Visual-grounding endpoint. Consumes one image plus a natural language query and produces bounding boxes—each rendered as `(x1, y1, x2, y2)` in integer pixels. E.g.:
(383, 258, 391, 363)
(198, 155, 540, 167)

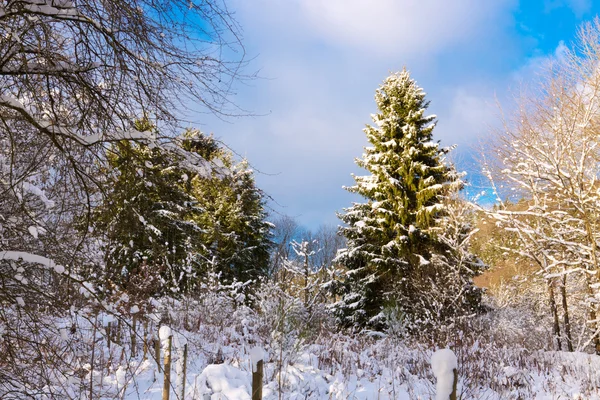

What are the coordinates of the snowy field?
(91, 324, 600, 399)
(29, 292, 600, 400)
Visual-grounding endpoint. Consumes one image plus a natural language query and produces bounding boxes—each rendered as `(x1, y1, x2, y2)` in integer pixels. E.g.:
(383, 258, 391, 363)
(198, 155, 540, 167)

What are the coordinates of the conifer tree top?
(335, 69, 472, 330)
(375, 69, 431, 111)
(369, 69, 435, 144)
(343, 68, 455, 233)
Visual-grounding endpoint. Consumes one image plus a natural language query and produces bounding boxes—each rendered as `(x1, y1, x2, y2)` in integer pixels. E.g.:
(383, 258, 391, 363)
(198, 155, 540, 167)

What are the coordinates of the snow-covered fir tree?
(91, 124, 272, 297)
(185, 131, 272, 285)
(335, 69, 483, 331)
(91, 124, 204, 297)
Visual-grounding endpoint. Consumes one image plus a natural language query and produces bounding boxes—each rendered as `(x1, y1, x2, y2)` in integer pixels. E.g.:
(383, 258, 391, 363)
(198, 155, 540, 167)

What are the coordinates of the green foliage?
(91, 137, 201, 296)
(187, 134, 272, 284)
(90, 125, 271, 297)
(336, 70, 480, 331)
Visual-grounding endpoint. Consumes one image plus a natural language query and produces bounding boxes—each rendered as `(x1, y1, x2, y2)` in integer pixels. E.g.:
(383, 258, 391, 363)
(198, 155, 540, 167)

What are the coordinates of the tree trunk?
(584, 219, 600, 354)
(548, 279, 562, 351)
(89, 313, 98, 400)
(304, 255, 309, 308)
(560, 274, 573, 352)
(585, 274, 600, 354)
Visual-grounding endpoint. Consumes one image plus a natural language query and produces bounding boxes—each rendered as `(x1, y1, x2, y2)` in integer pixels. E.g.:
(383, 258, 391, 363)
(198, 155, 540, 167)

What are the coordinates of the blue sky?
(190, 0, 600, 231)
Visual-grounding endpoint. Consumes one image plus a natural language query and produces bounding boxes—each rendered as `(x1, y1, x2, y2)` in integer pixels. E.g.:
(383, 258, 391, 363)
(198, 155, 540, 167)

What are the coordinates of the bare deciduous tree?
(0, 0, 249, 396)
(485, 17, 600, 354)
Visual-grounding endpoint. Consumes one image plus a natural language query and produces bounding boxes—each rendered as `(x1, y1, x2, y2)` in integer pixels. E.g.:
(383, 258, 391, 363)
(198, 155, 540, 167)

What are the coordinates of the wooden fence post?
(107, 321, 112, 349)
(162, 335, 172, 400)
(251, 347, 263, 400)
(180, 343, 188, 400)
(431, 348, 458, 400)
(131, 315, 137, 358)
(116, 318, 122, 344)
(155, 334, 162, 373)
(252, 359, 263, 400)
(450, 368, 458, 400)
(143, 319, 148, 361)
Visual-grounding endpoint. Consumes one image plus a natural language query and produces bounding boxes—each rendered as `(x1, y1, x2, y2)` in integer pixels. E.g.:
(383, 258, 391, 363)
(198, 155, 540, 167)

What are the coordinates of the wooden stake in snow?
(250, 346, 264, 400)
(107, 321, 112, 349)
(143, 319, 149, 361)
(431, 348, 458, 400)
(180, 343, 188, 400)
(160, 326, 173, 400)
(116, 318, 122, 344)
(155, 333, 162, 373)
(174, 333, 188, 400)
(131, 314, 137, 358)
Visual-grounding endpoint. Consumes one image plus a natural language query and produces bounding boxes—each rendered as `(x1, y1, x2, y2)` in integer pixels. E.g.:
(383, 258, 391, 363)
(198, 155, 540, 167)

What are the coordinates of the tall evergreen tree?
(90, 126, 272, 297)
(336, 69, 481, 331)
(91, 124, 205, 297)
(184, 130, 272, 284)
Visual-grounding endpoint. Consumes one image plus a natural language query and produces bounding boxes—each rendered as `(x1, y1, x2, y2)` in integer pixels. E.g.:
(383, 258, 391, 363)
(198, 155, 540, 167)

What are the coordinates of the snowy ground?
(85, 297, 600, 400)
(100, 334, 600, 399)
(8, 291, 600, 399)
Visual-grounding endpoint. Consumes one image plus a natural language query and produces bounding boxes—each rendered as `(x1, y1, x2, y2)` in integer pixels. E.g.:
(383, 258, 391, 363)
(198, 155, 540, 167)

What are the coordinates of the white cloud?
(297, 0, 512, 56)
(234, 0, 515, 58)
(554, 40, 568, 59)
(508, 40, 569, 93)
(436, 88, 499, 148)
(196, 0, 525, 229)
